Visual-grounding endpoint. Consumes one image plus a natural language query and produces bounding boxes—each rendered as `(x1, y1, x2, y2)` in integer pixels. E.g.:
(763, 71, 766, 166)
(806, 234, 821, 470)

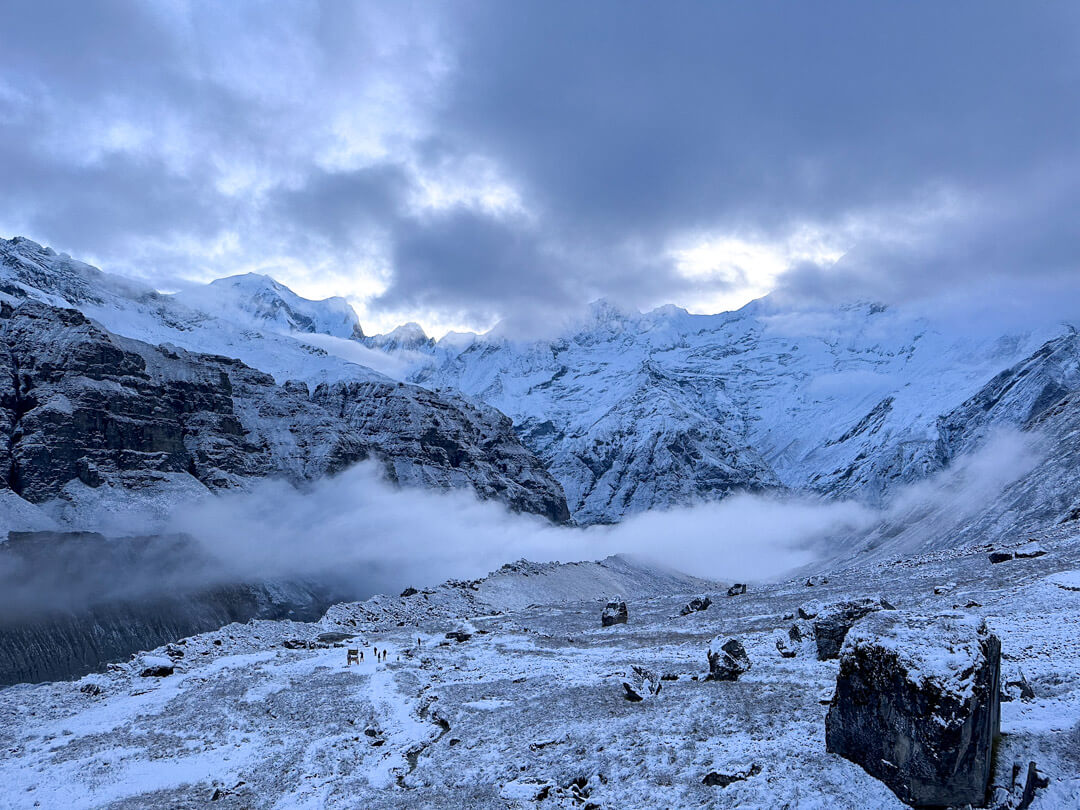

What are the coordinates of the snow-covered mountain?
(175, 273, 365, 340)
(400, 299, 1076, 522)
(7, 233, 1080, 532)
(0, 237, 569, 525)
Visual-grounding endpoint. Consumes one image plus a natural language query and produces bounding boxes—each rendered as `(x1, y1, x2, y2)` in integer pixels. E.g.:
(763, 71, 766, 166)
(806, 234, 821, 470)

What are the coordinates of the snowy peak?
(363, 322, 434, 353)
(407, 293, 1080, 522)
(0, 236, 154, 310)
(179, 272, 365, 340)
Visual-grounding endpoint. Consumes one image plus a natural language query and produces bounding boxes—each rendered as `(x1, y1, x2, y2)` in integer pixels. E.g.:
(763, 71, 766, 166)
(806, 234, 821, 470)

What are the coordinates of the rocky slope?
(0, 297, 568, 525)
(2, 525, 1078, 808)
(0, 238, 568, 524)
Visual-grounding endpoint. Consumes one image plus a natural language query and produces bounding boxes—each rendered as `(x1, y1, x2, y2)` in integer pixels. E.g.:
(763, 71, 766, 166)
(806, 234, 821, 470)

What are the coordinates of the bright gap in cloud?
(671, 226, 849, 314)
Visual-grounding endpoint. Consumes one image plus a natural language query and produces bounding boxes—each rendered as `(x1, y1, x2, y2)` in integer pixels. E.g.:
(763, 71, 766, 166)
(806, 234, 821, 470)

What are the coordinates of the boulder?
(1001, 666, 1035, 703)
(316, 632, 355, 644)
(680, 596, 712, 616)
(727, 583, 747, 597)
(814, 598, 893, 660)
(825, 612, 1001, 808)
(797, 600, 823, 620)
(139, 655, 175, 678)
(774, 631, 797, 658)
(601, 599, 628, 627)
(622, 665, 662, 702)
(706, 637, 751, 681)
(989, 551, 1014, 564)
(1014, 542, 1047, 559)
(702, 763, 761, 787)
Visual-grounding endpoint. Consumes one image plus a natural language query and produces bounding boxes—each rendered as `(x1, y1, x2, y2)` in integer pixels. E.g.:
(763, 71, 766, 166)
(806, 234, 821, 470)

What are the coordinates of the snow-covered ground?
(3, 536, 1079, 809)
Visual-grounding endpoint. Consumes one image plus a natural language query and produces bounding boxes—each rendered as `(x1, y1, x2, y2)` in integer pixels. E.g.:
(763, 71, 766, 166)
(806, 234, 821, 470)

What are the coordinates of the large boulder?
(825, 612, 1001, 808)
(601, 599, 628, 627)
(706, 637, 751, 681)
(679, 596, 712, 616)
(814, 597, 894, 660)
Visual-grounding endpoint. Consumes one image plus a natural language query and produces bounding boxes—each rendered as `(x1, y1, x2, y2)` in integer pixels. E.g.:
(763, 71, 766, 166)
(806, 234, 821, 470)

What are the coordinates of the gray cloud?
(1, 1, 1078, 331)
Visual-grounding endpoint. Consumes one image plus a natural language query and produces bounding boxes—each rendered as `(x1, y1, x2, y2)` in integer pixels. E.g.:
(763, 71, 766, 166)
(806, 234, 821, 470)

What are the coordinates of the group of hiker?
(346, 637, 425, 666)
(345, 644, 392, 666)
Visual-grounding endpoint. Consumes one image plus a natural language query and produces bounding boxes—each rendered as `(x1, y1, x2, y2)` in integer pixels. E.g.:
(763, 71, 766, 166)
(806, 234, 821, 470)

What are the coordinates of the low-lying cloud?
(0, 429, 1042, 617)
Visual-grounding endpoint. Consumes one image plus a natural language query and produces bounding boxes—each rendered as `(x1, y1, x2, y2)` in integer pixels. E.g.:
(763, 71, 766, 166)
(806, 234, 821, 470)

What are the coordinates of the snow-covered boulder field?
(2, 531, 1079, 809)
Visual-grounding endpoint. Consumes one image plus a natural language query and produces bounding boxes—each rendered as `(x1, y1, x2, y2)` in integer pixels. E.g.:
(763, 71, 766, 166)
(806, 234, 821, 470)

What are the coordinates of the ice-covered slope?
(408, 298, 1075, 522)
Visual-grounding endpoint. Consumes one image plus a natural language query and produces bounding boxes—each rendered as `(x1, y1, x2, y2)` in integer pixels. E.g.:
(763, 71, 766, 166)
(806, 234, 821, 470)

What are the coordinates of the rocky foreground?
(1, 534, 1079, 809)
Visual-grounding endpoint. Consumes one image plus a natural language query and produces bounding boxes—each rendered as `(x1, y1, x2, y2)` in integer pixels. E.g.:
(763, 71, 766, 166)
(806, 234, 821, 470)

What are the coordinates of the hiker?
(417, 637, 421, 648)
(359, 650, 364, 662)
(373, 646, 378, 658)
(346, 649, 359, 666)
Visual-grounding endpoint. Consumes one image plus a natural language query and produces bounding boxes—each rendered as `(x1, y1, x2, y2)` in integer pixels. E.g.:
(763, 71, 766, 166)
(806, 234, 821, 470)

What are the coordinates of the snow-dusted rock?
(825, 612, 1001, 808)
(679, 595, 712, 616)
(1015, 542, 1048, 559)
(622, 665, 662, 702)
(702, 763, 761, 787)
(138, 655, 174, 677)
(601, 599, 628, 627)
(706, 637, 751, 681)
(813, 598, 894, 660)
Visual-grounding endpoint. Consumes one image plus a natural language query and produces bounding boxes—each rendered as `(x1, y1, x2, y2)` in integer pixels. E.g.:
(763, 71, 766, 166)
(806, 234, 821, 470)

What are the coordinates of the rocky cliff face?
(0, 298, 568, 522)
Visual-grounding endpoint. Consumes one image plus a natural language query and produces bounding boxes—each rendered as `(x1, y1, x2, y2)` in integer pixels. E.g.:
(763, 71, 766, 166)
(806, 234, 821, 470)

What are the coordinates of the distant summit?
(177, 272, 365, 340)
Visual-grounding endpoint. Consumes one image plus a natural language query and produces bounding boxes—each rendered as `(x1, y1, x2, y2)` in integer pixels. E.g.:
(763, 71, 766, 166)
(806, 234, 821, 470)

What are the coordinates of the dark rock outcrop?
(706, 637, 751, 681)
(825, 612, 1001, 808)
(727, 583, 747, 596)
(312, 381, 570, 522)
(814, 598, 894, 660)
(139, 656, 175, 677)
(601, 599, 628, 627)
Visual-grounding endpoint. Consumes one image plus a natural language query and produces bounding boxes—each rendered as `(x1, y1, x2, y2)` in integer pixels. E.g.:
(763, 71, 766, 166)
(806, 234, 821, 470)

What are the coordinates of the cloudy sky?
(1, 2, 1077, 335)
